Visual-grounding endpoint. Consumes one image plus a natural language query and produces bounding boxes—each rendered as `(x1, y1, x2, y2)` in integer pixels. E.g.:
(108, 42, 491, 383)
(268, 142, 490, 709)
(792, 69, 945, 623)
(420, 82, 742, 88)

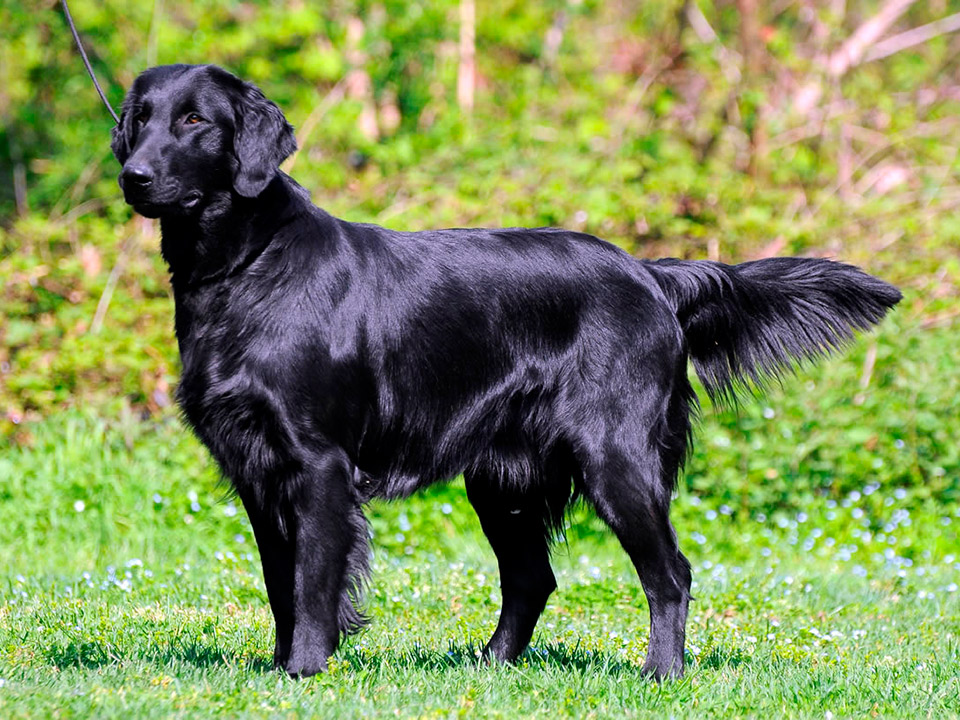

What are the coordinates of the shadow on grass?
(44, 638, 273, 673)
(698, 644, 750, 670)
(340, 639, 651, 678)
(46, 636, 721, 678)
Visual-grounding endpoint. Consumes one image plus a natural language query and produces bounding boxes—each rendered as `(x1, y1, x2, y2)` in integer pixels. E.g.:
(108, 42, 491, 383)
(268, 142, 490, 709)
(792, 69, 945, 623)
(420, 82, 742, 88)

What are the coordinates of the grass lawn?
(0, 318, 958, 718)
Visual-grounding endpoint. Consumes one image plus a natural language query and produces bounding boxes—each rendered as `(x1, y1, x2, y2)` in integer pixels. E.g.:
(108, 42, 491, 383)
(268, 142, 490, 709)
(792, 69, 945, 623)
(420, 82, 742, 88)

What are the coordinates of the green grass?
(0, 547, 957, 718)
(0, 344, 958, 718)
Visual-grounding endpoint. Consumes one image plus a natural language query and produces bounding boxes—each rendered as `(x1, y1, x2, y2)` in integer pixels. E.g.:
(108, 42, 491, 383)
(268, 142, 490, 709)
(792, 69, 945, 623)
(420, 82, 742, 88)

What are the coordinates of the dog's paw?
(639, 658, 684, 682)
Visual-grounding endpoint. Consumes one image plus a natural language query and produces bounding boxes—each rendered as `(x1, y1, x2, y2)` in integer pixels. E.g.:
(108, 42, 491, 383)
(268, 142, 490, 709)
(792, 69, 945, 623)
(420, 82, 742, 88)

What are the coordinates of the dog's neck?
(160, 174, 304, 291)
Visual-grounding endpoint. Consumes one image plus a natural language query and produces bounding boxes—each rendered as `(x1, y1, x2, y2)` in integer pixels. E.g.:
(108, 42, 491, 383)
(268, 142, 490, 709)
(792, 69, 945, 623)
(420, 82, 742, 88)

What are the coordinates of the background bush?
(2, 0, 959, 510)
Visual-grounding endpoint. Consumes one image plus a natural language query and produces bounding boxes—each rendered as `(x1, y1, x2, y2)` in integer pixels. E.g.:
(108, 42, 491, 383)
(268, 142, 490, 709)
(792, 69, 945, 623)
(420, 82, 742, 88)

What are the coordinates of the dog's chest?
(177, 356, 303, 485)
(174, 309, 371, 478)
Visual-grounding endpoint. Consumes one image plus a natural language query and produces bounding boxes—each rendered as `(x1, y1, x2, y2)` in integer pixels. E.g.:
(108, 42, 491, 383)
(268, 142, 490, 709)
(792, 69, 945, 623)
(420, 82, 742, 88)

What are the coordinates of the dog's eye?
(135, 112, 149, 127)
(185, 113, 204, 125)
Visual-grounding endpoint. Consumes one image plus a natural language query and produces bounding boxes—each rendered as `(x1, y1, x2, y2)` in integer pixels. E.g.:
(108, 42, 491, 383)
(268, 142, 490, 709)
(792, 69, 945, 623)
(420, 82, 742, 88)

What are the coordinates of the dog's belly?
(350, 406, 567, 503)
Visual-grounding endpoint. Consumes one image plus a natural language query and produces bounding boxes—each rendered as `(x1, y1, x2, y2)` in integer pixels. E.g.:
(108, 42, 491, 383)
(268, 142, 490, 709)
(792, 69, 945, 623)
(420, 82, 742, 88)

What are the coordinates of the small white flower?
(73, 500, 85, 512)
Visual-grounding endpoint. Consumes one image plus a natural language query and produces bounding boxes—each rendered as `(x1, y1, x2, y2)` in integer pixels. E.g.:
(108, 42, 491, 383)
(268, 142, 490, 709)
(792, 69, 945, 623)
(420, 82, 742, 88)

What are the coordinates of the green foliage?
(683, 312, 960, 510)
(2, 0, 960, 507)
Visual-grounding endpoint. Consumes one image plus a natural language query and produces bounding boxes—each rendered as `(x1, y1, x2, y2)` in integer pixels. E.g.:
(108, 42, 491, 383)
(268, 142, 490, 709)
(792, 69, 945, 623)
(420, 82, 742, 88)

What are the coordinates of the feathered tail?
(645, 257, 902, 402)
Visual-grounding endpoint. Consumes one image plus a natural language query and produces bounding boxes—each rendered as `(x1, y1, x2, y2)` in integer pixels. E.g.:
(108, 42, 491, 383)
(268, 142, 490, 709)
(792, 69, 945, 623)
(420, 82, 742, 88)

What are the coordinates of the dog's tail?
(645, 257, 902, 403)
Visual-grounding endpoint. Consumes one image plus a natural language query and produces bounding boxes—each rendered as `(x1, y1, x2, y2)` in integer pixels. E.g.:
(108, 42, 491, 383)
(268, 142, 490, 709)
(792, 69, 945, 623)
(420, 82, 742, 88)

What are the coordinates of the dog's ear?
(232, 82, 297, 198)
(110, 102, 135, 166)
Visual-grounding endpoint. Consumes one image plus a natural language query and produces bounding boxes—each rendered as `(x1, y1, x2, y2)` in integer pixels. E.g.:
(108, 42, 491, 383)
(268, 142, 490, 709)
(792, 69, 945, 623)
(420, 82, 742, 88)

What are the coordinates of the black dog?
(111, 64, 901, 679)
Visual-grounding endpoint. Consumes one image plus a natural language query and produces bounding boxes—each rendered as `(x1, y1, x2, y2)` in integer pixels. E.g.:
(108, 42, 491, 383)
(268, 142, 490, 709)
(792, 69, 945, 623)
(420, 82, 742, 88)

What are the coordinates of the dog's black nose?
(122, 164, 154, 188)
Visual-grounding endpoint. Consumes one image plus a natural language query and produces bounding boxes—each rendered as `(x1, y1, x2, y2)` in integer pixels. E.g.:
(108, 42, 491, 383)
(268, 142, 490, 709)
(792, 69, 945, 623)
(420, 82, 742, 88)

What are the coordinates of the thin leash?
(60, 0, 120, 125)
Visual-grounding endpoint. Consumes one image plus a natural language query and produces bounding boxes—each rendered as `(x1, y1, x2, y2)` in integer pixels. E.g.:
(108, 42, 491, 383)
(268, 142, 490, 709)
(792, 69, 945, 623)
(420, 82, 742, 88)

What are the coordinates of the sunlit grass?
(0, 391, 957, 717)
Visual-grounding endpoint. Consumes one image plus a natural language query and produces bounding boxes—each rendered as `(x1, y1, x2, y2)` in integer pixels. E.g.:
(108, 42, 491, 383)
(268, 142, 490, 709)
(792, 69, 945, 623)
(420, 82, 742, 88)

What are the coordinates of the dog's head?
(111, 64, 297, 218)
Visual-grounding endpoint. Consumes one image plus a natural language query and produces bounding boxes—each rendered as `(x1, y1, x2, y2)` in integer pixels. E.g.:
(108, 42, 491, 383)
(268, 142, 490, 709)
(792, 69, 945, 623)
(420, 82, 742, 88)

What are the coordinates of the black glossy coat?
(112, 64, 902, 679)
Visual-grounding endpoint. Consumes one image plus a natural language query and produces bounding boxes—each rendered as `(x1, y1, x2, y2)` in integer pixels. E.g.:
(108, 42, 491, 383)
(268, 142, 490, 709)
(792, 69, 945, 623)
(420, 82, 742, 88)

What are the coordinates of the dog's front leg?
(239, 450, 365, 677)
(240, 492, 295, 668)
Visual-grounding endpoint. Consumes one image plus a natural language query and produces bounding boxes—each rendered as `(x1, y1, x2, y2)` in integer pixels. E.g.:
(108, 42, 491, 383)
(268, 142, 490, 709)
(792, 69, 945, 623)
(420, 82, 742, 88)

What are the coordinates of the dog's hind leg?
(582, 430, 692, 680)
(465, 471, 560, 663)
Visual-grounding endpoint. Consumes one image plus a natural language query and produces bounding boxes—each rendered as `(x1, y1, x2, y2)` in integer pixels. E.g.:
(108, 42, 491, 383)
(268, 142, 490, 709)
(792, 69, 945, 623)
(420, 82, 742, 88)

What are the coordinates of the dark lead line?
(60, 0, 121, 125)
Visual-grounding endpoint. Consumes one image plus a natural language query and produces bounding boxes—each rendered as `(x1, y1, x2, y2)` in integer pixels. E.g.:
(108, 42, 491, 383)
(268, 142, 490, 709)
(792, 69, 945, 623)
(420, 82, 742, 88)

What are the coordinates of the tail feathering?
(646, 257, 902, 403)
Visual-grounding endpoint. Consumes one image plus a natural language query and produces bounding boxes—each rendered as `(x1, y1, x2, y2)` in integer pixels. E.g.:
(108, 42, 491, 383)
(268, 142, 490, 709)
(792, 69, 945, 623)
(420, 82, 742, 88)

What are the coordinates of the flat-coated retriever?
(111, 64, 901, 679)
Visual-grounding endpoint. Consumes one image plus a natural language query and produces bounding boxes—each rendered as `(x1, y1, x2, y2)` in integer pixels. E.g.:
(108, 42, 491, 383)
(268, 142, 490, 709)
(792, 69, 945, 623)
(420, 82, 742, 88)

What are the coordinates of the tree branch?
(827, 0, 917, 77)
(865, 12, 960, 64)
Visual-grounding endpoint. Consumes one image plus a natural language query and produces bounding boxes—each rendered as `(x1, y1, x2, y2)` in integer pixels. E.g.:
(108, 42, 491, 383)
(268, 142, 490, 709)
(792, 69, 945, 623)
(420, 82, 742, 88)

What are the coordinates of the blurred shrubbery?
(1, 0, 958, 505)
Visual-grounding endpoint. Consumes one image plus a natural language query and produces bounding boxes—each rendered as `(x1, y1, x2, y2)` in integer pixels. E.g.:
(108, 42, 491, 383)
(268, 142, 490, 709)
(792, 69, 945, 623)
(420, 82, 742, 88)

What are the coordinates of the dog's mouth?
(120, 173, 203, 216)
(128, 201, 164, 219)
(181, 191, 203, 210)
(126, 191, 204, 218)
